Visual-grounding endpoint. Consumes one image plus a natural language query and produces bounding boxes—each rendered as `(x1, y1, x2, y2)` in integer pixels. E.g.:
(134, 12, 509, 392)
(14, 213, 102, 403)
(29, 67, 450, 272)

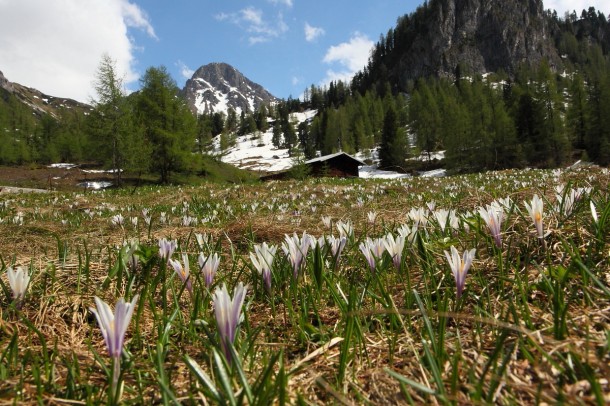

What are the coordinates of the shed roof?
(305, 152, 366, 166)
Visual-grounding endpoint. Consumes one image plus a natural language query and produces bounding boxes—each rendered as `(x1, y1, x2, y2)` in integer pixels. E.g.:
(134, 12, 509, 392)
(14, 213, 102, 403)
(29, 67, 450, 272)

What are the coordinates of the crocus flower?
(213, 282, 248, 363)
(327, 235, 347, 261)
(590, 200, 598, 224)
(7, 266, 30, 304)
(367, 211, 378, 224)
(90, 294, 139, 398)
(397, 223, 418, 245)
(478, 203, 504, 248)
(123, 240, 140, 271)
(282, 232, 313, 278)
(90, 295, 139, 359)
(383, 233, 405, 270)
(336, 220, 353, 239)
(195, 232, 209, 249)
(359, 237, 385, 273)
(444, 246, 476, 299)
(433, 209, 451, 233)
(408, 207, 428, 228)
(169, 253, 192, 293)
(250, 242, 277, 291)
(198, 252, 220, 288)
(158, 238, 177, 263)
(111, 214, 124, 228)
(524, 195, 544, 239)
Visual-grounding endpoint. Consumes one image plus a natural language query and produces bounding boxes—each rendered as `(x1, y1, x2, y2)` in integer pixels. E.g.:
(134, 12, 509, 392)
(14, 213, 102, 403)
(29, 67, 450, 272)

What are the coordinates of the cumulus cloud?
(545, 1, 609, 14)
(321, 32, 373, 85)
(215, 7, 288, 45)
(0, 0, 156, 103)
(304, 23, 325, 42)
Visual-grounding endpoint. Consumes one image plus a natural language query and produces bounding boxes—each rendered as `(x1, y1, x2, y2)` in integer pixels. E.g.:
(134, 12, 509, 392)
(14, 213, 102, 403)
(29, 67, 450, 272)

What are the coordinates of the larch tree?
(136, 66, 196, 183)
(90, 54, 137, 186)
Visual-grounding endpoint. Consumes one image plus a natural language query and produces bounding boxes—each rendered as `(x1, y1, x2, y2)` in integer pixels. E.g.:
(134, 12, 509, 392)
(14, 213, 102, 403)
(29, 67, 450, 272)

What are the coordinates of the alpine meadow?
(1, 0, 610, 404)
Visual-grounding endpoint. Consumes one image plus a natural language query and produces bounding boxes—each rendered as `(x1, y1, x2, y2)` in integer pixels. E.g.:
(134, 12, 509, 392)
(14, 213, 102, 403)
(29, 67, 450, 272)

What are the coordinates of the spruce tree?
(379, 104, 407, 170)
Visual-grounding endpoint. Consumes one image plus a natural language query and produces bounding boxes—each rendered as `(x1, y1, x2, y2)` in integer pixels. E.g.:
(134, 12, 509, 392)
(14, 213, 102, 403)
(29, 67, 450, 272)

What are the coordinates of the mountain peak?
(182, 62, 277, 116)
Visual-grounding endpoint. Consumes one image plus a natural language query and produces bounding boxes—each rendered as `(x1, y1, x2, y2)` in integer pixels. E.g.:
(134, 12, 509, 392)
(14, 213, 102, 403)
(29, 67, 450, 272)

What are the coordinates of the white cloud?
(321, 32, 373, 85)
(0, 0, 156, 103)
(216, 7, 288, 45)
(176, 60, 194, 80)
(268, 0, 293, 7)
(304, 23, 325, 42)
(544, 1, 609, 15)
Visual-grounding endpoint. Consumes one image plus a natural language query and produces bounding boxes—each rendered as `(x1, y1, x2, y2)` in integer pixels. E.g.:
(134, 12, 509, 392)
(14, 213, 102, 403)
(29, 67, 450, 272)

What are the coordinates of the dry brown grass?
(0, 167, 608, 404)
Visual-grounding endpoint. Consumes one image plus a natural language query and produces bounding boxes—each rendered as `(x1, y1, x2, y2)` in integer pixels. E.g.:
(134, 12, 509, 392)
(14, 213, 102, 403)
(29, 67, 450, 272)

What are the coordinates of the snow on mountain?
(211, 109, 444, 178)
(182, 62, 277, 116)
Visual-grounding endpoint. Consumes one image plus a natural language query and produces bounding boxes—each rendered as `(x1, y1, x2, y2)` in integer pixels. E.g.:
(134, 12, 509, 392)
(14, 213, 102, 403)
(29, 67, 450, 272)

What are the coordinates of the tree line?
(291, 58, 610, 172)
(0, 55, 199, 184)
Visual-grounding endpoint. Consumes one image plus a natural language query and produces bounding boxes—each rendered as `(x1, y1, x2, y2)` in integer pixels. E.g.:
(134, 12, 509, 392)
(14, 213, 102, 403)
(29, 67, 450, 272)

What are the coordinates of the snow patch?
(47, 163, 78, 169)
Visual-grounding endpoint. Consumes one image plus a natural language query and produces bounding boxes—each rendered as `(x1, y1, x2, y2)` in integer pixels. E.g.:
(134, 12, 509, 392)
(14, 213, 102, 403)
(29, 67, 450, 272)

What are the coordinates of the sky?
(0, 0, 608, 104)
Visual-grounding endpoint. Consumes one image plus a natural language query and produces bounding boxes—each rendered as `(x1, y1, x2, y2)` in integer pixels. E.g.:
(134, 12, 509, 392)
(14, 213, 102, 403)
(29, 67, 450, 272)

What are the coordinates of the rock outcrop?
(362, 0, 562, 90)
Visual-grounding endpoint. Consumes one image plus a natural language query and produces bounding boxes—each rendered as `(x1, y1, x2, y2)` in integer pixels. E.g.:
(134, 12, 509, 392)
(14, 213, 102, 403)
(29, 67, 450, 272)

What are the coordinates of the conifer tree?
(272, 119, 282, 149)
(379, 103, 407, 170)
(90, 54, 142, 186)
(136, 66, 195, 183)
(566, 72, 588, 150)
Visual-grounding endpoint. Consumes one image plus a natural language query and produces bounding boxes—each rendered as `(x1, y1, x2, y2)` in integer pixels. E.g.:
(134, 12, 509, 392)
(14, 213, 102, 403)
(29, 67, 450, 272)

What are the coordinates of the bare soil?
(0, 165, 121, 192)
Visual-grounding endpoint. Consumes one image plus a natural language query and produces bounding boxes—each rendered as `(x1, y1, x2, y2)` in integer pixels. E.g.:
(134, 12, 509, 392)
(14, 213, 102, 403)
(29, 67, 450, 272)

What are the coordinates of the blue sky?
(137, 0, 416, 99)
(0, 0, 607, 103)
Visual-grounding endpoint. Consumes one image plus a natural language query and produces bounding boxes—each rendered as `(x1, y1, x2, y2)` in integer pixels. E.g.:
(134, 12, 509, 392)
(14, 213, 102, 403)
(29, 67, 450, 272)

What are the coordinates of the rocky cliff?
(360, 0, 562, 91)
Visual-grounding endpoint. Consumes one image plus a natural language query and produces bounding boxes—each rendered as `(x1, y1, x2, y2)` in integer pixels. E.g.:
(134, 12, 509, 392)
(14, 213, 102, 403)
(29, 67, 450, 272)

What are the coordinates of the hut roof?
(305, 152, 366, 166)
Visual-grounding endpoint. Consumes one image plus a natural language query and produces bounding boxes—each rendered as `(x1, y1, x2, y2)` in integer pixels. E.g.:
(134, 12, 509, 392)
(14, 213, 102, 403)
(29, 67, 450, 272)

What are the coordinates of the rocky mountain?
(182, 62, 277, 116)
(0, 70, 91, 119)
(354, 0, 565, 93)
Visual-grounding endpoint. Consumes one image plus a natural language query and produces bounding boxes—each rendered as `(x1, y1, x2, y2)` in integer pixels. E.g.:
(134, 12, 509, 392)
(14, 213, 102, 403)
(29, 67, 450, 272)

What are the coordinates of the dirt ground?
(0, 165, 119, 192)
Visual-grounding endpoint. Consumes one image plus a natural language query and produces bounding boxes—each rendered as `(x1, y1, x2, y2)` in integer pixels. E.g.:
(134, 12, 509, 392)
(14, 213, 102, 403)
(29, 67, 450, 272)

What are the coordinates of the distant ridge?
(0, 70, 91, 119)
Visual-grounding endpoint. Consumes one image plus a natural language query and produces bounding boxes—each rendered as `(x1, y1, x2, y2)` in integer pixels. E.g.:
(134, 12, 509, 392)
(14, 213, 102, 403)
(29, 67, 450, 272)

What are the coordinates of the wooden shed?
(304, 152, 365, 177)
(261, 152, 365, 181)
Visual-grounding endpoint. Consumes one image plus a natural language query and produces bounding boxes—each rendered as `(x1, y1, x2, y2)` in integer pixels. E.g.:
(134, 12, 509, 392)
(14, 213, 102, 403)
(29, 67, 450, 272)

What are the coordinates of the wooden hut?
(304, 152, 365, 177)
(261, 152, 365, 181)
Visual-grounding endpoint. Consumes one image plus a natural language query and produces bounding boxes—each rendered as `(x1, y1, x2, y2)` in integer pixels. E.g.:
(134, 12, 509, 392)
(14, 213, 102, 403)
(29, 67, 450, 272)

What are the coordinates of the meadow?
(0, 166, 609, 405)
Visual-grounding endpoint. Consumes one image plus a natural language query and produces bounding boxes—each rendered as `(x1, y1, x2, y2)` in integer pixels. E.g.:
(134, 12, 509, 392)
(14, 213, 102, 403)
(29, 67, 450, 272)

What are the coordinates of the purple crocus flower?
(282, 232, 313, 278)
(359, 237, 385, 273)
(158, 238, 177, 263)
(383, 233, 405, 270)
(213, 283, 248, 363)
(444, 246, 476, 299)
(478, 203, 504, 248)
(169, 253, 192, 293)
(198, 252, 220, 288)
(90, 294, 139, 398)
(250, 242, 277, 291)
